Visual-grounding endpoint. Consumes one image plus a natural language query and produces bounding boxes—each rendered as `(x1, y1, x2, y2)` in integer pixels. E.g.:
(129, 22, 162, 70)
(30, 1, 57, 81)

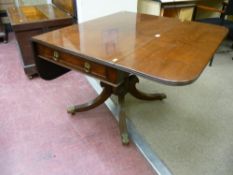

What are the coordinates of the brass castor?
(27, 75, 33, 79)
(121, 133, 129, 145)
(67, 106, 76, 115)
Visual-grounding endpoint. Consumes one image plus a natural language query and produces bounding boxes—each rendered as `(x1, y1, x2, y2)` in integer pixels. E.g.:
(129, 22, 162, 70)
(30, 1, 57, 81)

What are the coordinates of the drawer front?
(35, 44, 120, 84)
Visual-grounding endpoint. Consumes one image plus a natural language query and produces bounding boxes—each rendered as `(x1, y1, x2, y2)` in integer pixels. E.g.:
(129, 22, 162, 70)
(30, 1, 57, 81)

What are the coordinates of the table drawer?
(35, 44, 120, 85)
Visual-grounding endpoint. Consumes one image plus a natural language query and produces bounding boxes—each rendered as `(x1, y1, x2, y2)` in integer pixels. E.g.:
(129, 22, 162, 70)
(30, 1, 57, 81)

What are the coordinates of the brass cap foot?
(67, 106, 76, 115)
(121, 133, 129, 145)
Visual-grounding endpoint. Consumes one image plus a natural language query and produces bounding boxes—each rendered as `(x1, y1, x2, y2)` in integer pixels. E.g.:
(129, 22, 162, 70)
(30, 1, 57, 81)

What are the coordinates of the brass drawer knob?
(84, 62, 91, 73)
(52, 51, 59, 61)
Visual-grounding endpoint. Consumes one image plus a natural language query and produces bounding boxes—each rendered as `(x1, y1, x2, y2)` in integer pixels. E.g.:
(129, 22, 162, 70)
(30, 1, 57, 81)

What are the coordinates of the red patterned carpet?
(0, 34, 156, 175)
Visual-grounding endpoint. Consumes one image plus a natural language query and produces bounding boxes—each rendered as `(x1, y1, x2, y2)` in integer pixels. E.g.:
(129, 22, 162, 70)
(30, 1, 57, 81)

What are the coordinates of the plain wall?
(46, 0, 137, 23)
(76, 0, 137, 23)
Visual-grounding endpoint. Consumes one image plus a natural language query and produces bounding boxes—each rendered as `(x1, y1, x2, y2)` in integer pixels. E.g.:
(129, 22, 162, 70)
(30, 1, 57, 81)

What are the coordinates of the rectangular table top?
(32, 12, 228, 86)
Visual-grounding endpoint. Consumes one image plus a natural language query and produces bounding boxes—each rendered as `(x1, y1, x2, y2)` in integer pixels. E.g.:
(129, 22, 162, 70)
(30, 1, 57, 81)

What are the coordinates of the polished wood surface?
(52, 0, 76, 18)
(7, 4, 71, 26)
(32, 12, 228, 85)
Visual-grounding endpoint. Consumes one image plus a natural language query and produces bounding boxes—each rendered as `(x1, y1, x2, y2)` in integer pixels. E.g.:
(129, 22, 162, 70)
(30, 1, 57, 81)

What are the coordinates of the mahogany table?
(31, 12, 228, 144)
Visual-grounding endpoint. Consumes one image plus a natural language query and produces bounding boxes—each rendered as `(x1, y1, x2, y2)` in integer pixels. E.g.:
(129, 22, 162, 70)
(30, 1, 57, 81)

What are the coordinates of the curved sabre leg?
(128, 75, 166, 100)
(67, 83, 112, 115)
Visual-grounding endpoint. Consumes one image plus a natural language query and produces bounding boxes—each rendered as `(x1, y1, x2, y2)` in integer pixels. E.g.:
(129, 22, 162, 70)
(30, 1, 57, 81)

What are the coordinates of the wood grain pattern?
(35, 44, 122, 85)
(52, 0, 76, 17)
(32, 12, 228, 85)
(7, 4, 71, 26)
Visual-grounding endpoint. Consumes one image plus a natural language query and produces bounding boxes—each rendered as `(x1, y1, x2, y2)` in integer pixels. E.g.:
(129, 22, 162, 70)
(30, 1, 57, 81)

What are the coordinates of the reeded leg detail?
(118, 94, 129, 145)
(67, 83, 112, 115)
(128, 75, 166, 101)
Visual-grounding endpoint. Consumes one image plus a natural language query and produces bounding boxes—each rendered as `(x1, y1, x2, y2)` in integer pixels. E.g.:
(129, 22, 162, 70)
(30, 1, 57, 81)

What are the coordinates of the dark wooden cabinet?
(0, 0, 15, 43)
(7, 0, 77, 78)
(0, 12, 7, 43)
(138, 0, 198, 21)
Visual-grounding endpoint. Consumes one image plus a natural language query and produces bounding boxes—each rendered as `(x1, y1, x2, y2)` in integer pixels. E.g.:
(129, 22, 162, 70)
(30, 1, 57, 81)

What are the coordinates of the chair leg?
(209, 57, 214, 66)
(4, 25, 8, 43)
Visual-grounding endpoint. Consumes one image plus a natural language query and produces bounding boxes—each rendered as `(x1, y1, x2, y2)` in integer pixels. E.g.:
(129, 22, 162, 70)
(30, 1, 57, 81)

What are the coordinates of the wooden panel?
(35, 44, 119, 84)
(162, 7, 194, 21)
(7, 4, 72, 26)
(179, 7, 194, 21)
(16, 28, 44, 65)
(163, 8, 180, 17)
(20, 6, 47, 21)
(52, 0, 76, 18)
(195, 0, 224, 19)
(137, 0, 161, 16)
(36, 4, 73, 19)
(0, 16, 7, 42)
(138, 0, 197, 21)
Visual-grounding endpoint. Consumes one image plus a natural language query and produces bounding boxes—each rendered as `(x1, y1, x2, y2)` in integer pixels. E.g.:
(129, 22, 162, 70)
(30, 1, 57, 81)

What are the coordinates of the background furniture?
(138, 0, 198, 21)
(0, 10, 7, 43)
(7, 0, 77, 78)
(0, 0, 15, 43)
(194, 0, 233, 65)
